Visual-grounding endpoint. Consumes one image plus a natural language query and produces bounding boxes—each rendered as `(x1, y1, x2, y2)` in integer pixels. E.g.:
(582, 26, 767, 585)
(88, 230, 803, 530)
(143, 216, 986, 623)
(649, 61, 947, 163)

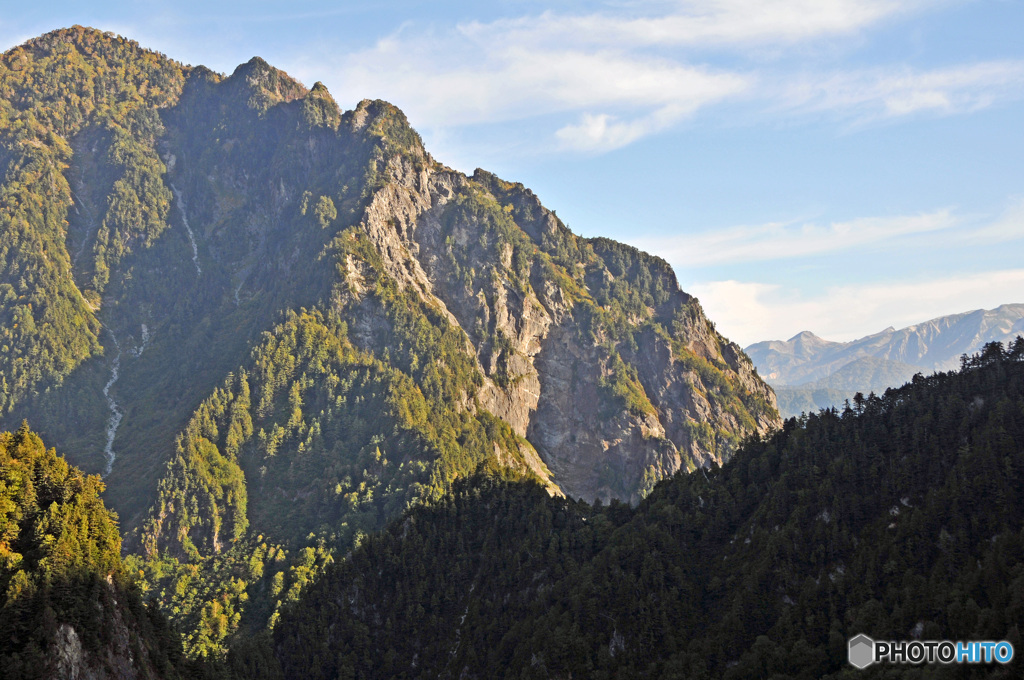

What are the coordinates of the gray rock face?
(354, 144, 780, 502)
(47, 581, 159, 680)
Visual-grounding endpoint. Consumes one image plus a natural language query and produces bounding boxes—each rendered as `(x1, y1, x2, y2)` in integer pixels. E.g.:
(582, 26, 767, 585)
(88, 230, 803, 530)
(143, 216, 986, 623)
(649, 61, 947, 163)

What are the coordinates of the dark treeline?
(263, 339, 1024, 679)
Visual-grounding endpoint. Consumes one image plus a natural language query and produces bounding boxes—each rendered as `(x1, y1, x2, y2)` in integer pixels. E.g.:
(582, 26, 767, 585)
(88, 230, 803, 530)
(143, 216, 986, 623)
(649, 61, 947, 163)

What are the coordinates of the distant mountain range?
(746, 303, 1024, 416)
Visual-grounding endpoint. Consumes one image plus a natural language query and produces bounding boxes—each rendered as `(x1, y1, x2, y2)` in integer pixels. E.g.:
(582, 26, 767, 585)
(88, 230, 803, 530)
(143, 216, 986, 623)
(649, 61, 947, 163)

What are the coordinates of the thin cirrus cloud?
(307, 1, 940, 154)
(457, 0, 923, 49)
(968, 197, 1024, 244)
(329, 34, 748, 131)
(632, 209, 960, 267)
(778, 61, 1024, 122)
(690, 269, 1024, 346)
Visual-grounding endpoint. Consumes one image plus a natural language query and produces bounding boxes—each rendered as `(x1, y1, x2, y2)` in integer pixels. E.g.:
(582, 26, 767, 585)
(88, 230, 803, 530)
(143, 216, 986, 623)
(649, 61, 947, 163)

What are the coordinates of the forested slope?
(0, 424, 193, 680)
(1, 26, 778, 659)
(271, 339, 1024, 679)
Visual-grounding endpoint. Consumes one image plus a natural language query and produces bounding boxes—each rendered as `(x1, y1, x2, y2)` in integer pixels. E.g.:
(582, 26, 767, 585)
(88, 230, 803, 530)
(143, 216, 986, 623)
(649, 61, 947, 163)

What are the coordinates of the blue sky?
(3, 1, 1023, 345)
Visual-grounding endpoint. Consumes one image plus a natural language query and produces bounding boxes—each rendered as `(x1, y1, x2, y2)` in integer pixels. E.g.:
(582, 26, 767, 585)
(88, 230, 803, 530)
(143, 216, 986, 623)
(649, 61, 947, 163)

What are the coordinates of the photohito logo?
(848, 634, 875, 669)
(848, 634, 1014, 668)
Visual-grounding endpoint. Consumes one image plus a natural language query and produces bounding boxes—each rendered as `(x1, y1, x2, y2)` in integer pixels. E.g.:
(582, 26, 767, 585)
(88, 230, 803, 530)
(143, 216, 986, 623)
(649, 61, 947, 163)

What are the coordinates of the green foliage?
(0, 140, 101, 414)
(363, 100, 424, 158)
(0, 422, 120, 591)
(0, 27, 186, 414)
(125, 534, 333, 662)
(313, 195, 336, 229)
(301, 82, 342, 130)
(0, 423, 194, 679)
(88, 115, 173, 292)
(142, 370, 251, 561)
(268, 341, 1024, 679)
(599, 350, 656, 417)
(439, 184, 537, 296)
(137, 300, 538, 658)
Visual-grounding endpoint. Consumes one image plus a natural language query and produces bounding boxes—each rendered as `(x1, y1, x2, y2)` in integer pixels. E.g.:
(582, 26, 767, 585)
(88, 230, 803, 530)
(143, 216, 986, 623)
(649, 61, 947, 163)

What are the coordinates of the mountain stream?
(101, 333, 123, 477)
(171, 183, 202, 275)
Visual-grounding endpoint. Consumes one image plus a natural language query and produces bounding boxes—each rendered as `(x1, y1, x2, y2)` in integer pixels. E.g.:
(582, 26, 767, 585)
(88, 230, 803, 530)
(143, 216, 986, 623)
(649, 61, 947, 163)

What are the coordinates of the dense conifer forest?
(266, 339, 1024, 679)
(0, 423, 193, 679)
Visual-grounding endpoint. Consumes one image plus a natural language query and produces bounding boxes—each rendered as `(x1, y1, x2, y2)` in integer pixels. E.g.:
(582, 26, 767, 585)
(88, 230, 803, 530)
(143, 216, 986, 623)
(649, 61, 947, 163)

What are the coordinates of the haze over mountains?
(3, 26, 1024, 680)
(746, 303, 1024, 416)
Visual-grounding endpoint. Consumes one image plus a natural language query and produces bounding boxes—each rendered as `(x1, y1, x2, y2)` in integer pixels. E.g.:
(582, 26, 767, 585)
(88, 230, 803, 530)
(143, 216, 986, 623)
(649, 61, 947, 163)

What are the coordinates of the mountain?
(0, 27, 778, 657)
(747, 304, 1024, 415)
(770, 356, 923, 418)
(0, 424, 193, 680)
(266, 339, 1024, 679)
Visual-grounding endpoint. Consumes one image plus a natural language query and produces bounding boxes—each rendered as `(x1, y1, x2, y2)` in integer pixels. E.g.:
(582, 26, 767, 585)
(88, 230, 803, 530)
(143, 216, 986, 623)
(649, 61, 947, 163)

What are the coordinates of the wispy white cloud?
(691, 269, 1024, 346)
(322, 31, 748, 134)
(553, 75, 746, 152)
(776, 61, 1024, 122)
(295, 0, 938, 153)
(964, 196, 1024, 244)
(461, 0, 921, 50)
(633, 209, 959, 267)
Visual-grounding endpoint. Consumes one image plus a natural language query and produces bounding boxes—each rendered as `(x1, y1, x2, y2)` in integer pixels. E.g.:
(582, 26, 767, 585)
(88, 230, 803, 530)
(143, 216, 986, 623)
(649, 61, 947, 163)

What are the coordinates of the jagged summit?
(751, 304, 1024, 388)
(788, 330, 823, 342)
(1, 26, 779, 653)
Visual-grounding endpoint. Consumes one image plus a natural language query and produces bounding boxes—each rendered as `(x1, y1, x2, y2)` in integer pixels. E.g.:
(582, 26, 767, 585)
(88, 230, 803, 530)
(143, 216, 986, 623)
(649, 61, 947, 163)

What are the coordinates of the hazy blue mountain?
(747, 304, 1024, 416)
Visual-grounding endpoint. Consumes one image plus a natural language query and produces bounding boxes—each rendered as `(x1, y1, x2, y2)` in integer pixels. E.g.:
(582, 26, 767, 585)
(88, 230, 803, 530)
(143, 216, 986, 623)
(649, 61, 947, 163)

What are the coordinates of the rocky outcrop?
(344, 121, 780, 502)
(3, 29, 778, 525)
(49, 593, 152, 680)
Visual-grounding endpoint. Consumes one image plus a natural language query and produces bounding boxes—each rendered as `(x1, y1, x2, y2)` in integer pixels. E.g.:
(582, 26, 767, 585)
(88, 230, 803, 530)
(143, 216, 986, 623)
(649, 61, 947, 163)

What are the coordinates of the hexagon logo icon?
(848, 634, 875, 669)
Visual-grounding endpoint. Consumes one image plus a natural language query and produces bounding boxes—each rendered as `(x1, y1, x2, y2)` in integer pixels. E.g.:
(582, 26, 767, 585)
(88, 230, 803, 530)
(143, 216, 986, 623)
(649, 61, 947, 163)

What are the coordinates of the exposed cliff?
(344, 152, 780, 502)
(1, 26, 779, 657)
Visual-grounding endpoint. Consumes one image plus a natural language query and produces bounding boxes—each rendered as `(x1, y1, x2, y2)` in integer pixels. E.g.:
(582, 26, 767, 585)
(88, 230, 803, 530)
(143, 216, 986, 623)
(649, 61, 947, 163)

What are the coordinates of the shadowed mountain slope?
(270, 339, 1024, 679)
(1, 27, 778, 657)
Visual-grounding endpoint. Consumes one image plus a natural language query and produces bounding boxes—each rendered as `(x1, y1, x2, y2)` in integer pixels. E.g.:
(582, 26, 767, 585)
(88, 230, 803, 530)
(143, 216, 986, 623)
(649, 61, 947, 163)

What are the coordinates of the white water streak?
(128, 323, 150, 358)
(171, 183, 202, 275)
(102, 334, 123, 477)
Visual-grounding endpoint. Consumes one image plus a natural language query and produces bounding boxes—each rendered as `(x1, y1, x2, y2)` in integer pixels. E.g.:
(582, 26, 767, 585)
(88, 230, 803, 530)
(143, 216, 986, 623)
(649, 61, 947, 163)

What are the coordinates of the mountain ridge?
(747, 303, 1024, 416)
(1, 26, 779, 657)
(750, 303, 1024, 386)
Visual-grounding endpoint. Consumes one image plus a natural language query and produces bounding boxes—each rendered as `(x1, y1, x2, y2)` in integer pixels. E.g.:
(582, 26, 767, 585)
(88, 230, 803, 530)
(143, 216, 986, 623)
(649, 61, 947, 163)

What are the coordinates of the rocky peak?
(351, 130, 779, 502)
(228, 55, 308, 112)
(302, 81, 342, 130)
